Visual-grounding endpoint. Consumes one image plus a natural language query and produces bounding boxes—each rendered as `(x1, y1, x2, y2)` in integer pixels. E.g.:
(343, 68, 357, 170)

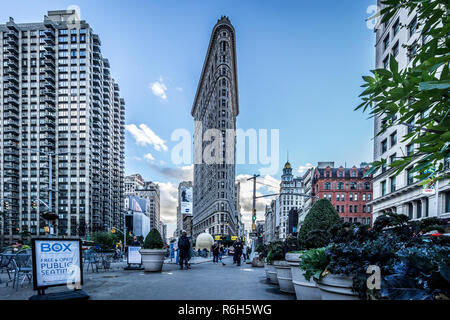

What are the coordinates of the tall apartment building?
(309, 162, 373, 225)
(124, 173, 144, 196)
(264, 204, 275, 244)
(135, 181, 161, 234)
(176, 180, 192, 236)
(278, 161, 304, 240)
(371, 2, 450, 222)
(0, 10, 125, 243)
(191, 16, 239, 239)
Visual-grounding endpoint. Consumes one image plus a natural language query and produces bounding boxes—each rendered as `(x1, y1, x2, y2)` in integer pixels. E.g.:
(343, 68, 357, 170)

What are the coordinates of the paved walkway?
(0, 257, 294, 300)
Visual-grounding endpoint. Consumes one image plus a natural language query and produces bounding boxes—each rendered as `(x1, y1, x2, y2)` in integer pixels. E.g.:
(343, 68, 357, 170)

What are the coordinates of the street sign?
(423, 188, 436, 195)
(127, 246, 142, 264)
(249, 232, 257, 237)
(32, 238, 83, 290)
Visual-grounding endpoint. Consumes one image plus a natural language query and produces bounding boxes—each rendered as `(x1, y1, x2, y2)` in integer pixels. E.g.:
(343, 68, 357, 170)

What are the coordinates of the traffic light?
(252, 215, 256, 221)
(111, 227, 116, 233)
(3, 202, 9, 211)
(31, 200, 37, 209)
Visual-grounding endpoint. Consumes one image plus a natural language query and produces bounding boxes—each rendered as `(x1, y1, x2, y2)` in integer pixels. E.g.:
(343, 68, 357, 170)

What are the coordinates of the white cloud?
(125, 124, 168, 152)
(132, 156, 142, 161)
(297, 163, 314, 175)
(150, 77, 168, 100)
(155, 182, 178, 225)
(144, 153, 155, 161)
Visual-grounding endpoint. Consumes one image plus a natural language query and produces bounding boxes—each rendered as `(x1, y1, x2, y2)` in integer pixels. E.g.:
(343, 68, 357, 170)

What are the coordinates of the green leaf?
(418, 81, 450, 91)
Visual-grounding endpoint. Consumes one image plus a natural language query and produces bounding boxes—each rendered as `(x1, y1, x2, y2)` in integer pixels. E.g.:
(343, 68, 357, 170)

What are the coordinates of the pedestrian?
(212, 242, 219, 264)
(233, 238, 244, 266)
(219, 244, 226, 266)
(131, 236, 140, 246)
(242, 243, 247, 262)
(177, 230, 191, 270)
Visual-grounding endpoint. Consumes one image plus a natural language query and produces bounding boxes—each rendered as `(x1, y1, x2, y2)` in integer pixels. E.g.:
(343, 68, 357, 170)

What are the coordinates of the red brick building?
(311, 163, 373, 225)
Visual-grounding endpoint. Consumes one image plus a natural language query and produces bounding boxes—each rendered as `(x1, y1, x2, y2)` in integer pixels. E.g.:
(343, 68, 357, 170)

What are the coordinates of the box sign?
(32, 238, 83, 290)
(127, 246, 142, 264)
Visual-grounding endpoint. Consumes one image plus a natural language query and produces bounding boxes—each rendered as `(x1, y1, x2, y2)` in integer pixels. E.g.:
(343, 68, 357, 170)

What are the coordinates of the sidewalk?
(164, 256, 214, 265)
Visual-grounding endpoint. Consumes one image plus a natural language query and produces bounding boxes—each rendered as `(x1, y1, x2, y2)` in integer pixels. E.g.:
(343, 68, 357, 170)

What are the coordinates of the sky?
(1, 0, 378, 238)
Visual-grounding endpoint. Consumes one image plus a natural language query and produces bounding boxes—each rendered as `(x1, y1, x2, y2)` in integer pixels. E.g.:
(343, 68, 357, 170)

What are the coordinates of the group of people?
(212, 238, 251, 267)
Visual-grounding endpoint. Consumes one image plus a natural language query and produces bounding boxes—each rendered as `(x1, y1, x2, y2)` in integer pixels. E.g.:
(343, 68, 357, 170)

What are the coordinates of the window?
(368, 194, 371, 201)
(351, 171, 356, 177)
(350, 182, 357, 190)
(408, 45, 417, 62)
(408, 203, 414, 219)
(409, 16, 417, 37)
(381, 181, 387, 196)
(390, 131, 397, 147)
(364, 182, 371, 190)
(390, 176, 396, 192)
(407, 167, 414, 185)
(406, 144, 414, 156)
(336, 194, 340, 201)
(363, 194, 366, 201)
(324, 182, 331, 190)
(349, 194, 353, 201)
(392, 42, 399, 57)
(354, 194, 358, 201)
(445, 192, 450, 213)
(337, 182, 344, 190)
(416, 200, 422, 219)
(381, 139, 388, 153)
(383, 36, 390, 50)
(341, 205, 345, 213)
(393, 19, 400, 36)
(349, 206, 353, 213)
(383, 56, 389, 69)
(354, 205, 358, 213)
(342, 194, 345, 201)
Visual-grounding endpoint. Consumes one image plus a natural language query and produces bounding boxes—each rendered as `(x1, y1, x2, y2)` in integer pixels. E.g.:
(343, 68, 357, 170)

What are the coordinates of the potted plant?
(140, 228, 165, 272)
(252, 244, 265, 268)
(271, 240, 295, 294)
(294, 199, 341, 299)
(265, 243, 280, 285)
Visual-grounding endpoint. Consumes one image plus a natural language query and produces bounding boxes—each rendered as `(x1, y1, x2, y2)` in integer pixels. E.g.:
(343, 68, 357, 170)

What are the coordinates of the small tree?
(298, 199, 341, 249)
(143, 228, 164, 249)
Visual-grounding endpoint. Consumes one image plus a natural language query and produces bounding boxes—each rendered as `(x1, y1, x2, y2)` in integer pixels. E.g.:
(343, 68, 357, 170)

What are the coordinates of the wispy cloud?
(149, 76, 168, 100)
(125, 124, 168, 151)
(144, 153, 155, 161)
(297, 163, 314, 175)
(149, 164, 193, 182)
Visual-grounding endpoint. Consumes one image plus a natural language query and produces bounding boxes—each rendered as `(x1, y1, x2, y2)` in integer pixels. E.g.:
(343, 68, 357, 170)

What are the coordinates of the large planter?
(267, 264, 278, 285)
(274, 260, 295, 294)
(286, 252, 322, 300)
(264, 264, 270, 279)
(317, 274, 360, 300)
(252, 257, 264, 268)
(140, 249, 166, 272)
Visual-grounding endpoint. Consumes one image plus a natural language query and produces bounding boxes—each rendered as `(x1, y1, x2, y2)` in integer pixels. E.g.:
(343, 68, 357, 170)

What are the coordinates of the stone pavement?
(0, 256, 294, 300)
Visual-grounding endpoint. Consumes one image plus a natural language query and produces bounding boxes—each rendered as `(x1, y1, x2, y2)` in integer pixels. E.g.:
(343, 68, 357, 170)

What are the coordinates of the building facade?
(124, 174, 144, 196)
(191, 16, 239, 239)
(0, 10, 125, 244)
(371, 2, 450, 222)
(135, 181, 161, 234)
(278, 161, 304, 240)
(264, 204, 275, 244)
(310, 162, 373, 225)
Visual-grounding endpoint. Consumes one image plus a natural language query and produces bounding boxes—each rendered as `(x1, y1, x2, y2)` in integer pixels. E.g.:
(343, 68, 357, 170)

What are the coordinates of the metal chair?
(0, 250, 15, 286)
(84, 250, 101, 273)
(11, 251, 33, 291)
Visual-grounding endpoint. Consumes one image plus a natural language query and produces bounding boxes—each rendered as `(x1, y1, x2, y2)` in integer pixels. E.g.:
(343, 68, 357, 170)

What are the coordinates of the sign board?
(180, 186, 193, 214)
(214, 235, 222, 241)
(32, 238, 83, 290)
(249, 232, 257, 237)
(127, 246, 142, 264)
(423, 188, 436, 195)
(231, 236, 238, 241)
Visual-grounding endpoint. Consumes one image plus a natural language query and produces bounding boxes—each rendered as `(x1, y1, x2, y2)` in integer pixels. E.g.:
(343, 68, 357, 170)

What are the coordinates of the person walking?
(212, 242, 219, 264)
(242, 243, 247, 262)
(218, 244, 226, 266)
(177, 230, 191, 270)
(131, 236, 140, 246)
(233, 238, 244, 267)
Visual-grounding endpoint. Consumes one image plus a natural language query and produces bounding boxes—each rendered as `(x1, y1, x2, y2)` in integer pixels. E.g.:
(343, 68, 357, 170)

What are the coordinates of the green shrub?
(266, 241, 284, 264)
(298, 247, 330, 282)
(91, 231, 116, 250)
(298, 199, 341, 249)
(143, 228, 164, 249)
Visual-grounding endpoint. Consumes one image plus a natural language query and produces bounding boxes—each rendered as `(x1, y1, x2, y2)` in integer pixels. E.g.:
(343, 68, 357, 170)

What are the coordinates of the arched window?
(350, 182, 357, 190)
(324, 182, 331, 190)
(337, 182, 344, 190)
(364, 182, 371, 190)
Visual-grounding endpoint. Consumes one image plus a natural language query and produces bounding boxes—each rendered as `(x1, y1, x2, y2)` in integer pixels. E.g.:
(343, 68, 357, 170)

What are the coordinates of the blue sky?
(2, 0, 377, 236)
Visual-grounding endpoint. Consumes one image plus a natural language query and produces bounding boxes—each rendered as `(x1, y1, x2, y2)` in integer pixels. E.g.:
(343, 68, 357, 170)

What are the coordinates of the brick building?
(311, 162, 373, 225)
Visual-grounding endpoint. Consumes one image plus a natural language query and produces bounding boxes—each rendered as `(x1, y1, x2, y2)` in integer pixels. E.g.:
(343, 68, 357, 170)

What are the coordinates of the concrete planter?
(286, 252, 322, 300)
(140, 249, 166, 272)
(252, 257, 264, 267)
(317, 274, 360, 300)
(274, 260, 295, 294)
(264, 264, 270, 279)
(267, 264, 278, 285)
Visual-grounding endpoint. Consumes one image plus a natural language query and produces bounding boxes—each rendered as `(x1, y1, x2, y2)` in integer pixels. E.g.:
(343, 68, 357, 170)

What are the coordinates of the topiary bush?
(143, 228, 164, 249)
(298, 199, 341, 249)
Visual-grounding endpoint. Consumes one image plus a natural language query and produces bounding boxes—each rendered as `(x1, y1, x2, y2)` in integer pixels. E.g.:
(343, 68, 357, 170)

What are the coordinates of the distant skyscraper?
(0, 10, 125, 243)
(135, 181, 161, 234)
(191, 16, 239, 239)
